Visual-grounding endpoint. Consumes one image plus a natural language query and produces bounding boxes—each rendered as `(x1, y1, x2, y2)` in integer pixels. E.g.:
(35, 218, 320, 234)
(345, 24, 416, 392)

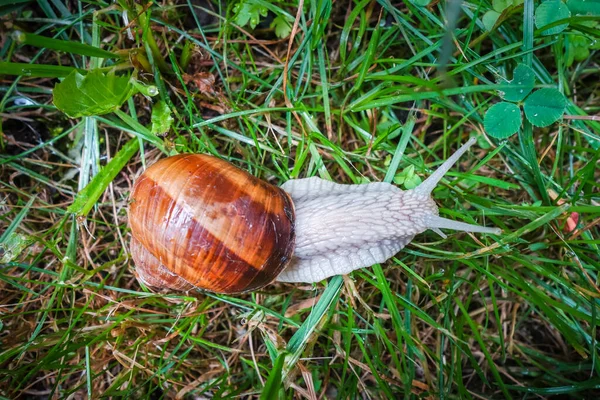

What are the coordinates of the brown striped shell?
(128, 154, 296, 294)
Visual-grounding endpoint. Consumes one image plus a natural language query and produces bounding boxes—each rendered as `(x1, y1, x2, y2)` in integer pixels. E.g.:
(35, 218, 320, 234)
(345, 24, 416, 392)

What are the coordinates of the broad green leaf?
(535, 0, 571, 35)
(567, 0, 600, 15)
(151, 100, 173, 135)
(484, 102, 522, 139)
(493, 0, 513, 12)
(271, 15, 292, 38)
(404, 174, 422, 189)
(482, 10, 501, 31)
(53, 70, 136, 118)
(500, 63, 536, 102)
(233, 0, 268, 29)
(523, 88, 567, 127)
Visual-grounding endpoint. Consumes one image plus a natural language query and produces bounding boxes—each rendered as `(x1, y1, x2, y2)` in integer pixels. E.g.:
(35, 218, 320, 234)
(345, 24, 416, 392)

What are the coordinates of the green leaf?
(233, 0, 268, 29)
(482, 10, 501, 31)
(565, 34, 590, 66)
(404, 173, 422, 189)
(493, 0, 513, 12)
(523, 88, 567, 127)
(500, 63, 536, 102)
(393, 165, 422, 189)
(484, 102, 522, 139)
(535, 0, 571, 35)
(271, 15, 292, 39)
(567, 0, 600, 16)
(151, 100, 173, 135)
(53, 70, 136, 118)
(565, 28, 600, 66)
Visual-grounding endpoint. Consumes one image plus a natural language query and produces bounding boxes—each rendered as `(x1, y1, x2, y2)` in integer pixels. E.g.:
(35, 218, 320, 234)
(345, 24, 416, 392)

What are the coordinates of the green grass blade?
(0, 62, 82, 77)
(67, 137, 139, 217)
(260, 352, 286, 400)
(14, 31, 120, 59)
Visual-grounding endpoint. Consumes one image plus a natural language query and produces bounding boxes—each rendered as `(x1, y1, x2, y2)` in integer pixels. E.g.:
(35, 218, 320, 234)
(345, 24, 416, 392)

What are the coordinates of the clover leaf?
(523, 88, 567, 127)
(535, 0, 571, 35)
(271, 15, 292, 39)
(233, 0, 268, 29)
(484, 102, 522, 139)
(500, 63, 536, 102)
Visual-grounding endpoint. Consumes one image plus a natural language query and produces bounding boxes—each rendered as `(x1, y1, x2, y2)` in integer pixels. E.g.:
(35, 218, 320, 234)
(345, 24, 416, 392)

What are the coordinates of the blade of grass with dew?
(0, 62, 83, 78)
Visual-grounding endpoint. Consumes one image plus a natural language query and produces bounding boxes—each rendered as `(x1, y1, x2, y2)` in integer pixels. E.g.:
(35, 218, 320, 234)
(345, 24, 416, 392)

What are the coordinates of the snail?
(128, 137, 501, 294)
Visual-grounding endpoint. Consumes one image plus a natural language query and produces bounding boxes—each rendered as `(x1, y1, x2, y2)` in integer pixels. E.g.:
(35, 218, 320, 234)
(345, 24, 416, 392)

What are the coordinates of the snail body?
(128, 138, 500, 294)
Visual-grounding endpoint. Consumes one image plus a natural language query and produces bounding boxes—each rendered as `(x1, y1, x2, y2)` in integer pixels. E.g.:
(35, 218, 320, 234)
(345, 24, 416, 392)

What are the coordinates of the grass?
(1, 0, 600, 398)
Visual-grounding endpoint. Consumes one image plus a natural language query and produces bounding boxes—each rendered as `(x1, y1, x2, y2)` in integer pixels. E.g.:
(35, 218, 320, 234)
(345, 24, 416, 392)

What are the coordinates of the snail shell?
(128, 154, 295, 293)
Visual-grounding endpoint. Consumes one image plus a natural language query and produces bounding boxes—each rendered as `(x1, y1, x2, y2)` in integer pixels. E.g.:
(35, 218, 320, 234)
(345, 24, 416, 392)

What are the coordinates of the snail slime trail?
(128, 138, 500, 294)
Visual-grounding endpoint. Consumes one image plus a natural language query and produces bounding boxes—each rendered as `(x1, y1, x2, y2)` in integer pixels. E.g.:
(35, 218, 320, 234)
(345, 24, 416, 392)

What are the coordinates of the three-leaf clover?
(484, 64, 567, 139)
(233, 0, 268, 30)
(394, 165, 422, 189)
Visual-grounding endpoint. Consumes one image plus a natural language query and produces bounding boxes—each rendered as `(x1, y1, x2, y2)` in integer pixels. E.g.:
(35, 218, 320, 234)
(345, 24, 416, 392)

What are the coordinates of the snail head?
(407, 137, 502, 239)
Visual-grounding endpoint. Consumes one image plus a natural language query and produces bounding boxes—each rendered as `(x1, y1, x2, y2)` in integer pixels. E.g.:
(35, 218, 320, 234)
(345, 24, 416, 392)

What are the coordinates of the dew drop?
(14, 97, 35, 106)
(147, 85, 159, 96)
